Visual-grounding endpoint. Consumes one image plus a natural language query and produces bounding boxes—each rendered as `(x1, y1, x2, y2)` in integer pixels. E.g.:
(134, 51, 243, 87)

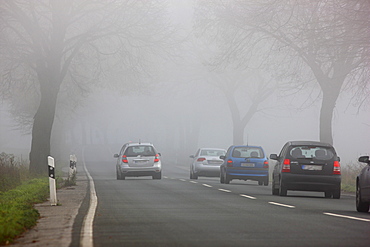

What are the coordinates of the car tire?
(121, 173, 125, 180)
(263, 177, 269, 186)
(116, 169, 121, 180)
(324, 191, 332, 198)
(332, 187, 341, 199)
(220, 170, 225, 184)
(224, 171, 230, 184)
(272, 177, 279, 195)
(153, 172, 162, 180)
(356, 185, 370, 212)
(258, 181, 263, 186)
(279, 180, 287, 196)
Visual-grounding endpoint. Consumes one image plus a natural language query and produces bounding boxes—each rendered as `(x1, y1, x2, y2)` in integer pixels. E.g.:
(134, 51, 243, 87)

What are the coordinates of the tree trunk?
(233, 121, 244, 145)
(29, 84, 59, 175)
(319, 83, 341, 145)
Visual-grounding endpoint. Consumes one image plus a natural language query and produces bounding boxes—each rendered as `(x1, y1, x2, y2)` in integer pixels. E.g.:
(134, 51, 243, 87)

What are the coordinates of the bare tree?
(0, 0, 176, 174)
(194, 0, 370, 144)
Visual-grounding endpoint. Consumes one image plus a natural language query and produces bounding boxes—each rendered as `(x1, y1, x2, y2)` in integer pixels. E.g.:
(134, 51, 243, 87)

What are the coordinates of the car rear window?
(289, 146, 334, 160)
(200, 150, 226, 156)
(124, 145, 156, 157)
(232, 147, 264, 158)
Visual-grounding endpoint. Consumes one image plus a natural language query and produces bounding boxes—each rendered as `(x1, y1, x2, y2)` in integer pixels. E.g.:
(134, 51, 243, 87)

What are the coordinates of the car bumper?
(119, 165, 161, 177)
(226, 167, 268, 180)
(281, 173, 341, 191)
(194, 164, 221, 177)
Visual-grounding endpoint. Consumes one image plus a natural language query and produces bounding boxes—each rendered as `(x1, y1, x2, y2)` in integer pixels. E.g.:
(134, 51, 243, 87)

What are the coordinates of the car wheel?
(121, 173, 125, 180)
(258, 181, 263, 186)
(116, 169, 122, 180)
(324, 191, 332, 198)
(190, 169, 194, 179)
(224, 173, 230, 184)
(263, 177, 269, 186)
(279, 179, 287, 196)
(332, 186, 341, 199)
(153, 172, 162, 180)
(220, 170, 225, 184)
(272, 178, 279, 195)
(356, 185, 370, 212)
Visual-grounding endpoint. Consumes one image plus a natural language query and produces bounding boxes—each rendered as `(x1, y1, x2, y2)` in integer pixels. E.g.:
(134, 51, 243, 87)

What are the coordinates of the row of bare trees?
(193, 0, 370, 145)
(0, 0, 369, 174)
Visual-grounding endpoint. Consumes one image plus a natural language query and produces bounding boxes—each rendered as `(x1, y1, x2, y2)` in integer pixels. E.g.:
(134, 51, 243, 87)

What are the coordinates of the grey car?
(114, 142, 162, 180)
(190, 148, 226, 179)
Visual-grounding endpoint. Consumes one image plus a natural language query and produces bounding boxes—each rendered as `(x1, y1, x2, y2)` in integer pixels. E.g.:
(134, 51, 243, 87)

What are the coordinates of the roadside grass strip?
(323, 212, 370, 222)
(240, 194, 256, 200)
(268, 201, 295, 208)
(0, 178, 49, 245)
(218, 189, 231, 193)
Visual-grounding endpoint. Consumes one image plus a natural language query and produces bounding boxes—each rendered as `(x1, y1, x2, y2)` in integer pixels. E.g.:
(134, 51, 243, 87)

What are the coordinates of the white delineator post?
(48, 156, 57, 206)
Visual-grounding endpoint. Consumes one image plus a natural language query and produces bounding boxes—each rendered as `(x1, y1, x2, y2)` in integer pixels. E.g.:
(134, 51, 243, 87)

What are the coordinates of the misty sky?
(0, 0, 369, 165)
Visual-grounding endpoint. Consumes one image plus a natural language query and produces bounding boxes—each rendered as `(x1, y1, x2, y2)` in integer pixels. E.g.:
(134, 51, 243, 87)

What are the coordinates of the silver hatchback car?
(114, 142, 162, 180)
(190, 148, 226, 179)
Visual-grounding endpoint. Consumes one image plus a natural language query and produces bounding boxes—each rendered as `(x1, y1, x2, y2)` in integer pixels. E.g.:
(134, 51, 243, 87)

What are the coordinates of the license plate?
(241, 163, 255, 167)
(302, 165, 322, 170)
(135, 160, 147, 163)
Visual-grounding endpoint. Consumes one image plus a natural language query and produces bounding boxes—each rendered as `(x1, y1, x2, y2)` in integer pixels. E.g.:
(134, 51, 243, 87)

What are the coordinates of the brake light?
(282, 159, 291, 172)
(333, 161, 341, 175)
(263, 160, 269, 169)
(154, 154, 160, 163)
(197, 157, 206, 162)
(227, 159, 233, 167)
(122, 155, 128, 163)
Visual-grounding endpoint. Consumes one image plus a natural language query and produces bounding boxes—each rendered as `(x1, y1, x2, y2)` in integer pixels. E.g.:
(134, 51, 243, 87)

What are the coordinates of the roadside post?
(48, 156, 57, 206)
(68, 154, 77, 185)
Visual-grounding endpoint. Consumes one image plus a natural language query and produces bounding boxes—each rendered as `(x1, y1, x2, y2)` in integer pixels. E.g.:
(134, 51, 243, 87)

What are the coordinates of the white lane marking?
(80, 148, 98, 247)
(324, 212, 370, 222)
(190, 181, 198, 184)
(240, 194, 256, 200)
(163, 176, 168, 178)
(219, 189, 231, 193)
(268, 202, 295, 208)
(202, 184, 212, 188)
(179, 179, 187, 181)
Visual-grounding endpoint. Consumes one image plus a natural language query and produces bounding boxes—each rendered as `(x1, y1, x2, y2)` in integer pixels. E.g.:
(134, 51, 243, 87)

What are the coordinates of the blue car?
(220, 145, 269, 185)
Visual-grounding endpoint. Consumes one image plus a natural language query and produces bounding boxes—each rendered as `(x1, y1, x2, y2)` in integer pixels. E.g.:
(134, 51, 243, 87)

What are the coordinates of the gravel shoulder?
(11, 167, 88, 247)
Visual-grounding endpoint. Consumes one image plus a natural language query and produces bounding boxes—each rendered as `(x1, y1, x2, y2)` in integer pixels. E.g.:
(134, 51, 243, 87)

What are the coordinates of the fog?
(0, 0, 369, 166)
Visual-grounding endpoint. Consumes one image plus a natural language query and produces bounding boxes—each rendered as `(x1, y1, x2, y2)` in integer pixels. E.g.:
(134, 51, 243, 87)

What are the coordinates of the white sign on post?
(48, 156, 57, 206)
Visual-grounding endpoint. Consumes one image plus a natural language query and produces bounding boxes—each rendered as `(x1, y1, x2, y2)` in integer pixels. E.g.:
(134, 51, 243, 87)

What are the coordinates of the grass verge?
(0, 178, 49, 245)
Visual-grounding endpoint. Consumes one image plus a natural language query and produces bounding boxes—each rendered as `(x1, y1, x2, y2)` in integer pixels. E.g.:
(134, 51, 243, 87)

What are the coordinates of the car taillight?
(122, 155, 128, 163)
(282, 159, 291, 172)
(263, 160, 269, 169)
(227, 159, 233, 167)
(154, 154, 160, 163)
(333, 161, 341, 175)
(197, 157, 206, 162)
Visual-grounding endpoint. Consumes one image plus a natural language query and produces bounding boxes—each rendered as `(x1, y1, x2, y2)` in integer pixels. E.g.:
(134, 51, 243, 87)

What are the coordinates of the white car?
(114, 142, 162, 180)
(190, 148, 226, 179)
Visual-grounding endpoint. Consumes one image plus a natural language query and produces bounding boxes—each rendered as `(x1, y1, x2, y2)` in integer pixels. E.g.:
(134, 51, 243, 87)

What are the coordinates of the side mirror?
(219, 155, 225, 160)
(270, 154, 278, 160)
(190, 155, 195, 158)
(358, 156, 370, 164)
(114, 154, 119, 158)
(158, 153, 161, 156)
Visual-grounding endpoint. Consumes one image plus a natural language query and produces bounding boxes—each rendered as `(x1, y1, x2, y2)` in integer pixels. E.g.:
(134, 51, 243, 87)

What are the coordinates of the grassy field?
(0, 152, 69, 245)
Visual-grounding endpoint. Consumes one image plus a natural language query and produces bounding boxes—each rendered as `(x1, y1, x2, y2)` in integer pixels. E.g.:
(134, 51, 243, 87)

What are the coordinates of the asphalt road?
(80, 146, 370, 247)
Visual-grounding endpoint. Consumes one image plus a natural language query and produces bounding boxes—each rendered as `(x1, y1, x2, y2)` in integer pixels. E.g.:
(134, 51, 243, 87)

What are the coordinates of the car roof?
(286, 141, 333, 147)
(200, 148, 226, 150)
(231, 145, 263, 149)
(126, 142, 154, 146)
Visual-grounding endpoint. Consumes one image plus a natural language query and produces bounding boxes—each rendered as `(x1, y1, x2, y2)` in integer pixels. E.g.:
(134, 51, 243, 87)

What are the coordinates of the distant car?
(356, 156, 370, 212)
(270, 141, 341, 198)
(189, 148, 226, 179)
(114, 142, 162, 180)
(220, 145, 269, 185)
